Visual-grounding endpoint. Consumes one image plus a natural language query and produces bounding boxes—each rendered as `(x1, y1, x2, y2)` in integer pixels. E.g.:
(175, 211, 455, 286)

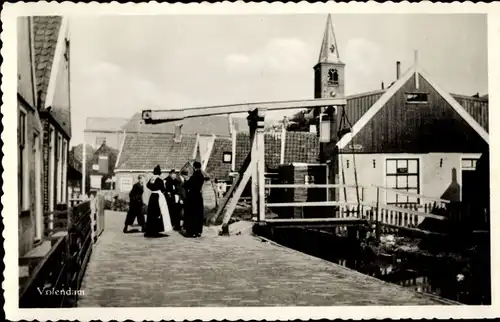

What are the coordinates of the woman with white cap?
(144, 165, 173, 237)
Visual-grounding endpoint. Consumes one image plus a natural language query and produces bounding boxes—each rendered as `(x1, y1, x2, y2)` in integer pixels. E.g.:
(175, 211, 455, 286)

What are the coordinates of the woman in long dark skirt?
(184, 162, 208, 238)
(144, 165, 173, 238)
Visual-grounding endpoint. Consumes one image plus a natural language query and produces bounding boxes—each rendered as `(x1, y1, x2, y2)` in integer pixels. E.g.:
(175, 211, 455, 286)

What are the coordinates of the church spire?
(318, 14, 340, 64)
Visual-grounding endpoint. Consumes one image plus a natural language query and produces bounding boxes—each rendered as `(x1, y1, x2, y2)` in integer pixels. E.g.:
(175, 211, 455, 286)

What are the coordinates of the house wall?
(42, 121, 69, 211)
(17, 16, 45, 255)
(84, 130, 125, 150)
(17, 17, 36, 107)
(198, 135, 213, 162)
(49, 24, 71, 137)
(18, 102, 44, 256)
(342, 74, 488, 154)
(338, 152, 481, 205)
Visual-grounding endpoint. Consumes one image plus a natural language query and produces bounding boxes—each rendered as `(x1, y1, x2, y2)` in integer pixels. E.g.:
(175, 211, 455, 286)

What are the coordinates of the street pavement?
(78, 211, 449, 307)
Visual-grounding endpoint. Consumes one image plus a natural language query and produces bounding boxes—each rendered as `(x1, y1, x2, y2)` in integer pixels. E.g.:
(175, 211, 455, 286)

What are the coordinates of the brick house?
(234, 130, 323, 205)
(87, 141, 119, 192)
(114, 132, 200, 197)
(32, 16, 72, 214)
(114, 130, 226, 208)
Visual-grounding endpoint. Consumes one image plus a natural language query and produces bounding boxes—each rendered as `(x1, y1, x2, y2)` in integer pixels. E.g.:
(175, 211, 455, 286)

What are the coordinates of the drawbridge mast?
(142, 98, 346, 235)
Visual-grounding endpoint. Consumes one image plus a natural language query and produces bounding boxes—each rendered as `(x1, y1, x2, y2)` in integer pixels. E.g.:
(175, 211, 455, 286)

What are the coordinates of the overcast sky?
(69, 14, 487, 146)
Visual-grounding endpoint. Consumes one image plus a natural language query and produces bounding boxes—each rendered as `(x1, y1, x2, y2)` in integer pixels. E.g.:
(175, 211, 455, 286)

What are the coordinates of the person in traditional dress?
(183, 161, 208, 237)
(178, 170, 189, 230)
(123, 175, 146, 233)
(144, 165, 173, 238)
(164, 169, 182, 231)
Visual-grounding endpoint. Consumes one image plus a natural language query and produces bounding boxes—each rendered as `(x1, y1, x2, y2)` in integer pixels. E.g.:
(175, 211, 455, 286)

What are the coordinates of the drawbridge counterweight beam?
(141, 99, 347, 235)
(142, 98, 346, 123)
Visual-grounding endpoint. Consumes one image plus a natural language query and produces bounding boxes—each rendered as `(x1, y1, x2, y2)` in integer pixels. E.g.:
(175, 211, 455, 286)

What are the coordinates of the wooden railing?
(263, 183, 487, 236)
(19, 195, 105, 308)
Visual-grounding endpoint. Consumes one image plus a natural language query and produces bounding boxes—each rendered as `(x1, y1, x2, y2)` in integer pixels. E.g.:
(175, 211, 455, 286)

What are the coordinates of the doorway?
(461, 158, 478, 203)
(34, 133, 43, 242)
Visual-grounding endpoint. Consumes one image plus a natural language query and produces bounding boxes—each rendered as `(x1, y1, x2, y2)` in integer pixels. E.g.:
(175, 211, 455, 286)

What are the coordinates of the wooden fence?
(19, 195, 105, 308)
(264, 183, 488, 235)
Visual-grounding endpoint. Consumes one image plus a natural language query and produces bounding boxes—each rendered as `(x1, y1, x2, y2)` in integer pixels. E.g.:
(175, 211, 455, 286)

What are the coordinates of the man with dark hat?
(164, 169, 182, 231)
(123, 174, 146, 233)
(183, 161, 209, 237)
(178, 169, 189, 229)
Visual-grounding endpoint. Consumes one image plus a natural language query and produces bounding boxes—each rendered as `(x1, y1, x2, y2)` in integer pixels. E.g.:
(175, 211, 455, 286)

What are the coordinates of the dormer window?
(328, 68, 339, 85)
(405, 93, 428, 104)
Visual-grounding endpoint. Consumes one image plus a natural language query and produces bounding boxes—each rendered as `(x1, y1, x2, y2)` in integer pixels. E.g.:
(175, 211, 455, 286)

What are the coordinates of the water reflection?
(268, 227, 490, 305)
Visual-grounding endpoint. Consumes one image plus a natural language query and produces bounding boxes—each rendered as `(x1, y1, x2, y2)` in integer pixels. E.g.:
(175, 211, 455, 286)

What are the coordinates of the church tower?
(314, 14, 345, 99)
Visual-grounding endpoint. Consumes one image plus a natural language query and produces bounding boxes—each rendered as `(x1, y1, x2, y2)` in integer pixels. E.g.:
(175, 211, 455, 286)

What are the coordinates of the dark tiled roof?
(283, 131, 320, 164)
(205, 138, 232, 180)
(123, 113, 247, 137)
(33, 16, 62, 109)
(85, 117, 129, 132)
(235, 131, 319, 171)
(115, 133, 197, 171)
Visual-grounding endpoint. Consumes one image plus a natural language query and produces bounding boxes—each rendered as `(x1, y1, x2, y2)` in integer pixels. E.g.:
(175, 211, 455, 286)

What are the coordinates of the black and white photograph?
(3, 2, 499, 320)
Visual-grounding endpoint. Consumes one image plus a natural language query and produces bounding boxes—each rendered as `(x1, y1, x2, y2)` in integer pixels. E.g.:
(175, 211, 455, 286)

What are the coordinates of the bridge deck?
(78, 211, 451, 307)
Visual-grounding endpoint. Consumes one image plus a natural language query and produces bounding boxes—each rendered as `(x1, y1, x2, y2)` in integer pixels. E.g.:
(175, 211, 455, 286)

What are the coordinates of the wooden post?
(375, 186, 381, 241)
(280, 117, 286, 164)
(248, 111, 258, 219)
(257, 110, 266, 221)
(220, 159, 255, 235)
(325, 164, 329, 202)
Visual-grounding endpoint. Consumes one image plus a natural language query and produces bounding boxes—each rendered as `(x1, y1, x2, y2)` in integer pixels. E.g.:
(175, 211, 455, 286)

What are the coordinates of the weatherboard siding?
(342, 74, 488, 154)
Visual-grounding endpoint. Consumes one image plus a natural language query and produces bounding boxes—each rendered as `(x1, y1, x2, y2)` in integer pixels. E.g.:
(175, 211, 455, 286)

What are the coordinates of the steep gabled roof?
(88, 142, 119, 175)
(32, 16, 63, 108)
(337, 63, 489, 150)
(205, 137, 233, 180)
(115, 133, 198, 171)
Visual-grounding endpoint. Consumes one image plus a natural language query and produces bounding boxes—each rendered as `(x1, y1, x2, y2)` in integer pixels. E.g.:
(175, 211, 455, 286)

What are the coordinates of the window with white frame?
(223, 152, 232, 164)
(57, 133, 63, 203)
(62, 139, 67, 202)
(120, 176, 133, 192)
(405, 93, 429, 104)
(18, 108, 28, 211)
(462, 158, 478, 171)
(385, 158, 420, 204)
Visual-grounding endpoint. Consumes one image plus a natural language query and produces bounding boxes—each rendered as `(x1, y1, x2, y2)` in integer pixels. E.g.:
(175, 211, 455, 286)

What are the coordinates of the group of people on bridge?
(123, 161, 208, 238)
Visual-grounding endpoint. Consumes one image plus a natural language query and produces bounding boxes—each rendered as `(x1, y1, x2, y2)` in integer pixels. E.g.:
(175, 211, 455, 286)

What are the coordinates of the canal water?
(260, 227, 491, 305)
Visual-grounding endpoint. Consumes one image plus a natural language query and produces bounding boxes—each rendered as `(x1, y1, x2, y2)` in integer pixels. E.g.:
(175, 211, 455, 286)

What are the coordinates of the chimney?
(381, 82, 385, 90)
(396, 61, 401, 80)
(174, 124, 183, 143)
